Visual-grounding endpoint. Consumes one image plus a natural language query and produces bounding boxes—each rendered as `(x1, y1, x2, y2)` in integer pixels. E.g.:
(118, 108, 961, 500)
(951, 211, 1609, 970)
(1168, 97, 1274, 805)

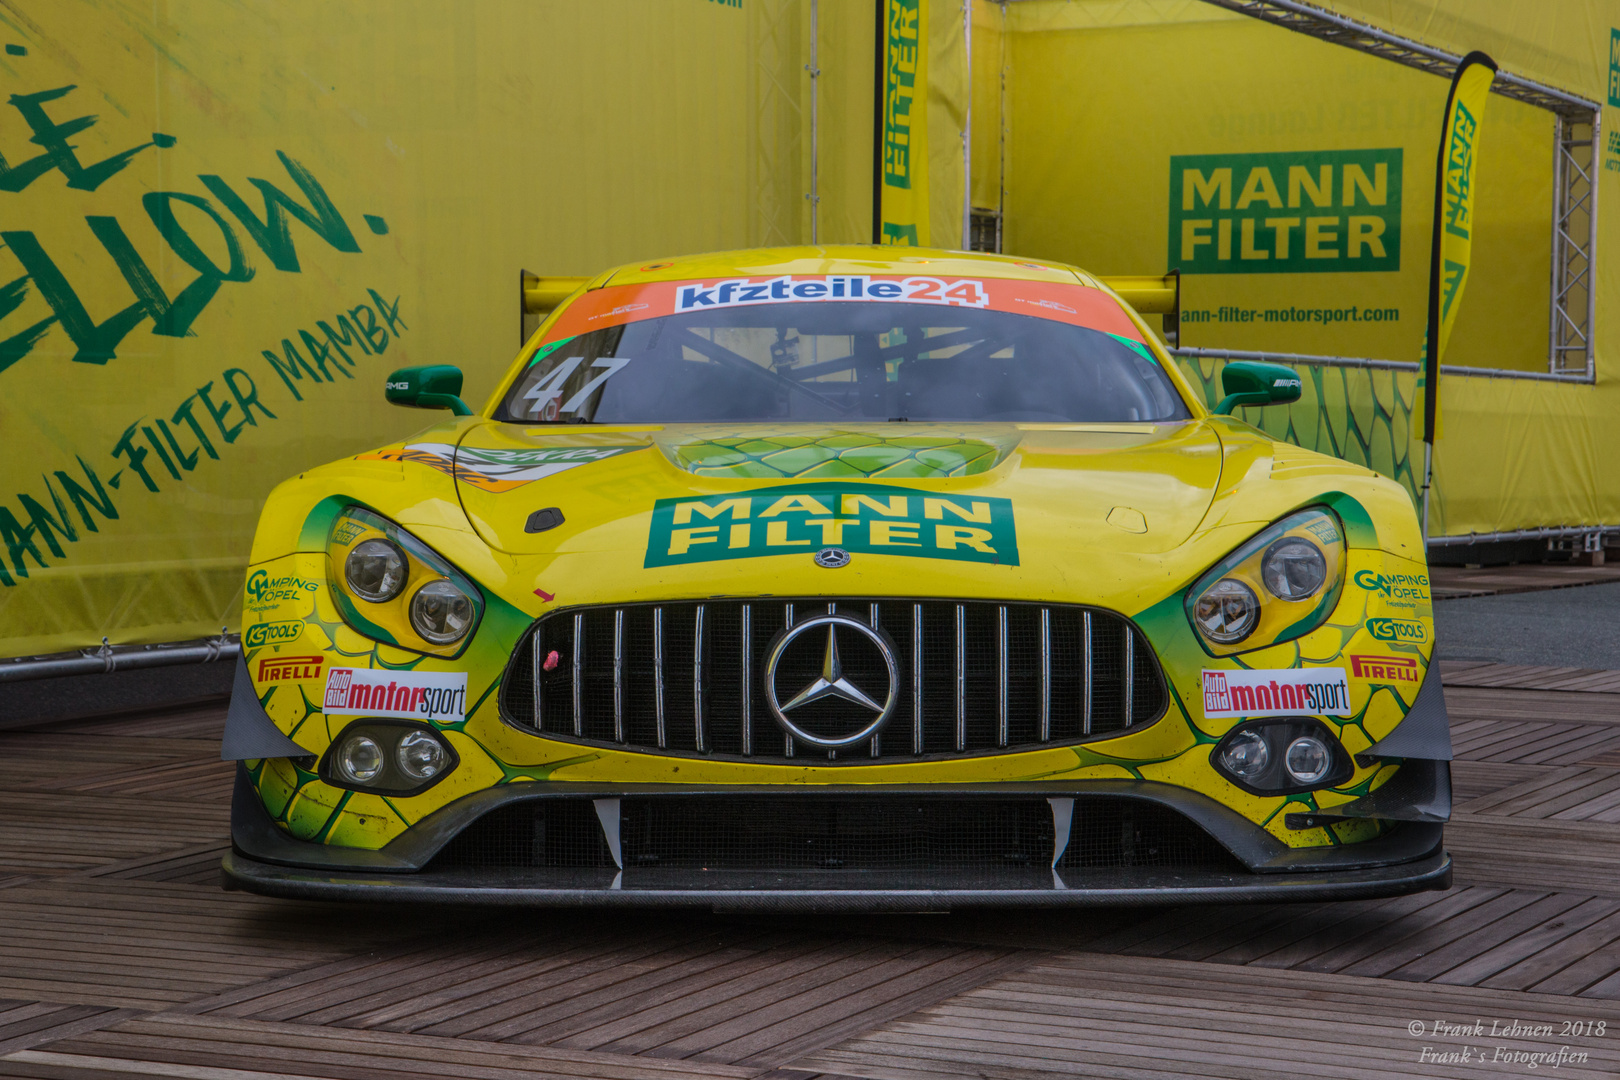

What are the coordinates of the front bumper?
(225, 765, 1451, 910)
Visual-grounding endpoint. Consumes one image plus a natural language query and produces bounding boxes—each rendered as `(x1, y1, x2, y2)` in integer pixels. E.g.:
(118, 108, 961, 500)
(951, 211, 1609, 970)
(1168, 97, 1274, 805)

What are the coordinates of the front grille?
(499, 599, 1166, 763)
(427, 796, 1238, 874)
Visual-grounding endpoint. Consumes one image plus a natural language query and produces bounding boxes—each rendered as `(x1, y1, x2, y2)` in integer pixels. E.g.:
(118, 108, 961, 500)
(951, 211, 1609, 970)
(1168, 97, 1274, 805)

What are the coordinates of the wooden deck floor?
(5, 665, 1620, 1078)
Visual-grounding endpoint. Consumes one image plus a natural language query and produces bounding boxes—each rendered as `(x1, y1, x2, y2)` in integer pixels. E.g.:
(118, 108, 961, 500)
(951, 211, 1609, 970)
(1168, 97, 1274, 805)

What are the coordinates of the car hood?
(415, 421, 1224, 605)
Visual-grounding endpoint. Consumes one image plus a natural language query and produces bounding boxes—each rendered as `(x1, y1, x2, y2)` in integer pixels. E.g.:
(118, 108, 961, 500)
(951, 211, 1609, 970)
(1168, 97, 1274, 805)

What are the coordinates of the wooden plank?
(1377, 891, 1589, 982)
(2, 1012, 761, 1080)
(1434, 895, 1620, 987)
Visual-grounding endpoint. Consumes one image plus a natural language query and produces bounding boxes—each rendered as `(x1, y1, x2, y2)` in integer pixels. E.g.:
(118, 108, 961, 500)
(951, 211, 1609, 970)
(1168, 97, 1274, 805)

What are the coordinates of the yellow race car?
(222, 246, 1450, 908)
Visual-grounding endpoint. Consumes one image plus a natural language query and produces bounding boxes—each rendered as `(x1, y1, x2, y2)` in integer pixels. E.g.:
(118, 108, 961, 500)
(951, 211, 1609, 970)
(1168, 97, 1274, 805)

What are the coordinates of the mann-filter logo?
(1609, 29, 1620, 108)
(323, 667, 469, 722)
(1168, 149, 1402, 274)
(644, 483, 1017, 568)
(244, 619, 303, 647)
(1201, 667, 1352, 719)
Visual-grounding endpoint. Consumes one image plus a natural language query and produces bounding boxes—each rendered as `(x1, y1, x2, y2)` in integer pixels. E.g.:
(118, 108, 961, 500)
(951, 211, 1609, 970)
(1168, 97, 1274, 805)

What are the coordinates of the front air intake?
(499, 598, 1166, 764)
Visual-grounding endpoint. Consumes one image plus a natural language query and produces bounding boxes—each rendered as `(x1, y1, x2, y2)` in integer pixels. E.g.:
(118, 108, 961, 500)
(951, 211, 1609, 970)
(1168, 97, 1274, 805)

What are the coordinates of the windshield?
(497, 300, 1189, 425)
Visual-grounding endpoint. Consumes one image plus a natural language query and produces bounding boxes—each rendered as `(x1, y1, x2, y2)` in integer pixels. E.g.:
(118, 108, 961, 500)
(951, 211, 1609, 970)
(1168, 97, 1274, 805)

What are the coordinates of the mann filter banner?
(1421, 51, 1497, 444)
(878, 0, 930, 246)
(1167, 149, 1403, 274)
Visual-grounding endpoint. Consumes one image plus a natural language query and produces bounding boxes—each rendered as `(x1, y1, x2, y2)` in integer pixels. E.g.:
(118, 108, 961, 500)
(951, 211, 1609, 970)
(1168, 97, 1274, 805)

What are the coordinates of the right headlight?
(321, 721, 459, 795)
(328, 505, 484, 656)
(1186, 508, 1346, 655)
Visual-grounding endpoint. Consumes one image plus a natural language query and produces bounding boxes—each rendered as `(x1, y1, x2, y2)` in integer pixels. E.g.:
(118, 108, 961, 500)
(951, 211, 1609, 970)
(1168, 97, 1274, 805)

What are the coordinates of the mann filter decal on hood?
(1201, 668, 1352, 719)
(323, 667, 469, 722)
(644, 483, 1018, 568)
(361, 442, 643, 492)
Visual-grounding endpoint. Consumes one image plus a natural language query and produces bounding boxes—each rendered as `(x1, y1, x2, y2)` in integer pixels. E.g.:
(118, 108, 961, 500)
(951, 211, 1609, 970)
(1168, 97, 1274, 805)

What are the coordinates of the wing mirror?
(385, 366, 472, 416)
(1213, 361, 1302, 415)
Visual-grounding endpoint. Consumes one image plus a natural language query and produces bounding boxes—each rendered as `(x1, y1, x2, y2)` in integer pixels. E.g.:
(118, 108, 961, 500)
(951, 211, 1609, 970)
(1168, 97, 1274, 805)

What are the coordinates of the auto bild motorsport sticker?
(244, 619, 304, 647)
(1350, 654, 1421, 685)
(361, 442, 644, 492)
(1201, 668, 1352, 719)
(644, 483, 1018, 568)
(1366, 617, 1428, 644)
(323, 668, 469, 722)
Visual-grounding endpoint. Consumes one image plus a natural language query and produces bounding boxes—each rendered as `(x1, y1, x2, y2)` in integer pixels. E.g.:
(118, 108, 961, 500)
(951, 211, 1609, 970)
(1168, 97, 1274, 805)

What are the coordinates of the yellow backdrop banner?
(0, 0, 884, 659)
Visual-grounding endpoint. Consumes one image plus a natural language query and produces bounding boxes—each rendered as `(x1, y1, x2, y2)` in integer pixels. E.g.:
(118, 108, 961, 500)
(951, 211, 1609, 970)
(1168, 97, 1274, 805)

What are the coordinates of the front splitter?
(222, 848, 1451, 911)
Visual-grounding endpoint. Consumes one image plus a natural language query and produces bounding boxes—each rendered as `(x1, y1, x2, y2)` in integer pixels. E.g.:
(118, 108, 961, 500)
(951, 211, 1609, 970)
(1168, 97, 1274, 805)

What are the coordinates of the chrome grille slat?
(509, 599, 1166, 765)
(1038, 607, 1051, 742)
(739, 604, 752, 756)
(870, 603, 881, 758)
(693, 604, 706, 753)
(612, 608, 625, 743)
(653, 606, 667, 749)
(532, 628, 545, 731)
(911, 603, 924, 756)
(782, 603, 794, 758)
(1124, 625, 1135, 728)
(954, 603, 966, 753)
(572, 612, 584, 737)
(1082, 610, 1093, 737)
(996, 605, 1009, 748)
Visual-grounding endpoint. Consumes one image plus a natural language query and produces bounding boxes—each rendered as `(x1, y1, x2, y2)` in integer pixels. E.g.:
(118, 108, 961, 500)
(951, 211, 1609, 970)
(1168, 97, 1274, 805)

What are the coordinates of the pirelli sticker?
(644, 483, 1018, 568)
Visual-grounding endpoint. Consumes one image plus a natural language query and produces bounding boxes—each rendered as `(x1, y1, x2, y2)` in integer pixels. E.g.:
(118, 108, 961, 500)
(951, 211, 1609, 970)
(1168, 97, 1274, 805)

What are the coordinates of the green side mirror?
(1213, 361, 1303, 415)
(385, 365, 473, 416)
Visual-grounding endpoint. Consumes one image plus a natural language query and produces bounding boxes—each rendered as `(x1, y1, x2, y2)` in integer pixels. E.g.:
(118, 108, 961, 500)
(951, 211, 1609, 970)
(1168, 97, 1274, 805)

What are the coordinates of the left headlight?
(328, 505, 484, 656)
(1186, 508, 1345, 655)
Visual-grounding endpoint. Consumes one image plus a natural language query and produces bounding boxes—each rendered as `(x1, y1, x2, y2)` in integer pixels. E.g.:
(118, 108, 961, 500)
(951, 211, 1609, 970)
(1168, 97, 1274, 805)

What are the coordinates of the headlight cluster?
(1186, 508, 1345, 655)
(328, 506, 484, 656)
(320, 721, 458, 795)
(1211, 719, 1350, 795)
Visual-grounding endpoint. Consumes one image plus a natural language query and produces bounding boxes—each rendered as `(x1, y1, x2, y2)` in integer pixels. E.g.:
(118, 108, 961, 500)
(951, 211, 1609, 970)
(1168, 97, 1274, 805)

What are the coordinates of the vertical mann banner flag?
(1421, 51, 1497, 446)
(876, 0, 929, 246)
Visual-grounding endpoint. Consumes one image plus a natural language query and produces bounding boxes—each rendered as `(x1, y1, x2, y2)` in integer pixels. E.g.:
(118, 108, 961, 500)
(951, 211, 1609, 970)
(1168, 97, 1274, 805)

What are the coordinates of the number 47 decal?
(522, 356, 634, 417)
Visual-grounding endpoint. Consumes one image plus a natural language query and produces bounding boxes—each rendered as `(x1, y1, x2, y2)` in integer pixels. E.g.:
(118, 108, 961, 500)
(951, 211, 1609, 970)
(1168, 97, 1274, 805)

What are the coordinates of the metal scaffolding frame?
(1200, 0, 1602, 380)
(1552, 110, 1600, 377)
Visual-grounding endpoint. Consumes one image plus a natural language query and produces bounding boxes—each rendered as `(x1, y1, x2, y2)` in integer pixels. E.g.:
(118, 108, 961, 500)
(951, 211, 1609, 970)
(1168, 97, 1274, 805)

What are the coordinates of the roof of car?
(590, 245, 1101, 291)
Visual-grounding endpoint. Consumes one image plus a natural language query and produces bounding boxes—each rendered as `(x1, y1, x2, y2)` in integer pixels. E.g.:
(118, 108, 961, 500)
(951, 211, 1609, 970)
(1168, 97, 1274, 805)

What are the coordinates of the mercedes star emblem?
(814, 547, 851, 568)
(764, 613, 898, 749)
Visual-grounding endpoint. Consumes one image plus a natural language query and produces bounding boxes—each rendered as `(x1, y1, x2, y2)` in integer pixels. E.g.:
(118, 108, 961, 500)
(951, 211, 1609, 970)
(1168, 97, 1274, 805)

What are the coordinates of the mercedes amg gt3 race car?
(222, 246, 1451, 909)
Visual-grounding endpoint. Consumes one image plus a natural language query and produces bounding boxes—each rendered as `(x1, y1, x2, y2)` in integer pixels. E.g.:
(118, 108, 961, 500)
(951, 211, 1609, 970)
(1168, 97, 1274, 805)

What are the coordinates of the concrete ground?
(1435, 580, 1620, 669)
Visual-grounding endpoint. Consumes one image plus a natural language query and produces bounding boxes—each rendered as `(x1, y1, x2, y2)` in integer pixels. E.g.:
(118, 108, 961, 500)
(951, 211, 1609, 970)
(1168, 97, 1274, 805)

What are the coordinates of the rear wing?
(519, 271, 590, 344)
(1096, 271, 1180, 347)
(519, 269, 1181, 346)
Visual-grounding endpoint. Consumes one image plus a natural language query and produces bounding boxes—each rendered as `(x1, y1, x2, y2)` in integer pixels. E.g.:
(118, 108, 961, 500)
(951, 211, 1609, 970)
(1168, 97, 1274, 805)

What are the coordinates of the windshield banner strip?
(533, 274, 1144, 359)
